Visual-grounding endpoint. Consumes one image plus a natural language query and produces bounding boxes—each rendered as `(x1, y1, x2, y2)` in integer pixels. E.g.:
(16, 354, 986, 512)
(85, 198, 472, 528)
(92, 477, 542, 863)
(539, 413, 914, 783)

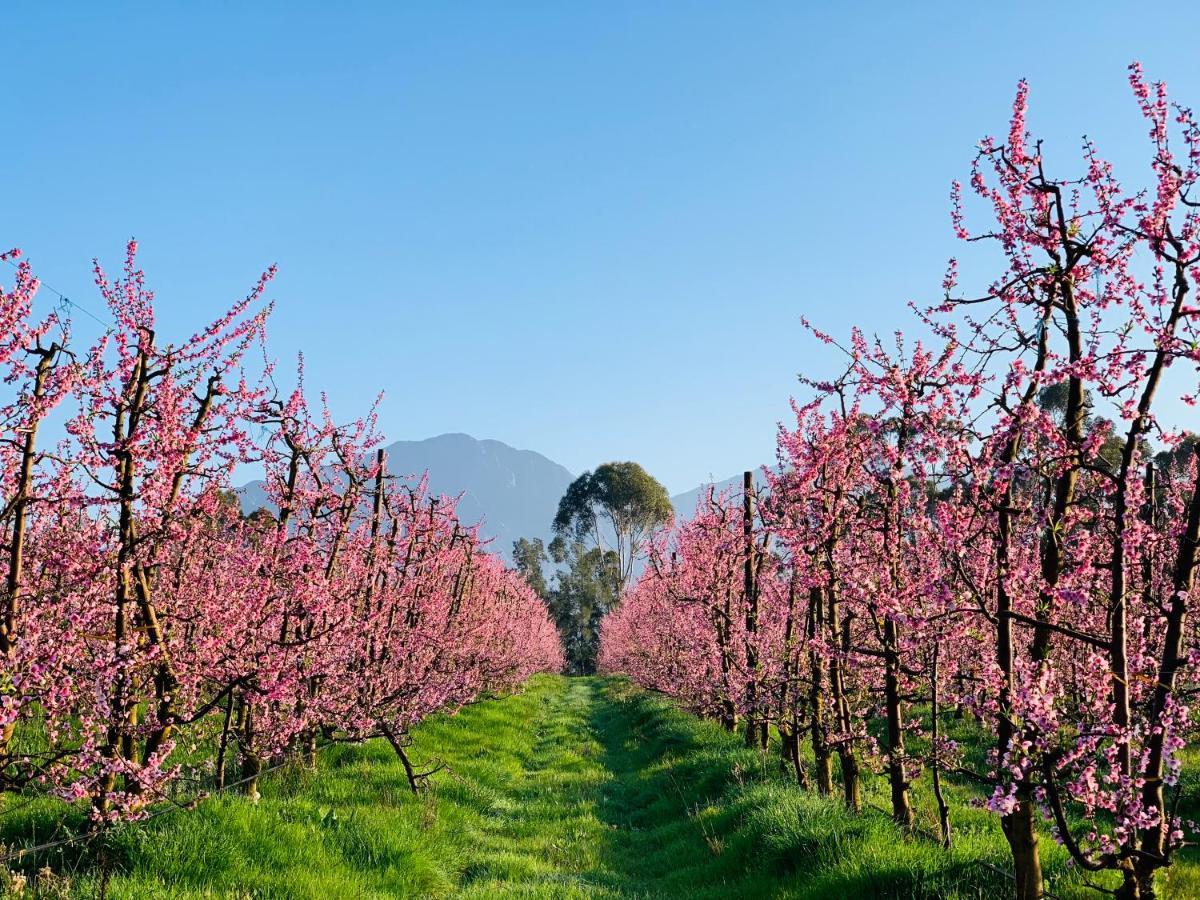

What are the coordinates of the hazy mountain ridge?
(669, 467, 775, 520)
(237, 433, 574, 561)
(237, 434, 764, 563)
(669, 473, 743, 519)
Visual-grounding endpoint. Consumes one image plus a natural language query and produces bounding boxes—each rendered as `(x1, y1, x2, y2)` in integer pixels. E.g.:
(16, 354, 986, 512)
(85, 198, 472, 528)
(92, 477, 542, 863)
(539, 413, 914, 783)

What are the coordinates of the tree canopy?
(552, 461, 672, 586)
(512, 537, 549, 597)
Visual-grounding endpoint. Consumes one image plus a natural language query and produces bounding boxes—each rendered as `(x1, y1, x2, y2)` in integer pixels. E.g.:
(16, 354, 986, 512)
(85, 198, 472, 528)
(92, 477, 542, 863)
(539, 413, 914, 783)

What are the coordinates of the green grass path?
(76, 674, 797, 898)
(15, 674, 1198, 898)
(78, 675, 829, 898)
(414, 674, 791, 898)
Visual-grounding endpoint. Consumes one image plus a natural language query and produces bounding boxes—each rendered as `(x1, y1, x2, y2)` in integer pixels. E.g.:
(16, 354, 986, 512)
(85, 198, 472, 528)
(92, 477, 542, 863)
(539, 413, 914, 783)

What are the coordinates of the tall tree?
(546, 537, 621, 674)
(552, 461, 673, 587)
(512, 537, 548, 597)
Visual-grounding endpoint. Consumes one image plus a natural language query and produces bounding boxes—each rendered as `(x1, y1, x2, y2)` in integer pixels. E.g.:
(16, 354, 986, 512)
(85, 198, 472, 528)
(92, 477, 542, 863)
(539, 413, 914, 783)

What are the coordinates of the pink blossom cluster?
(0, 242, 562, 823)
(601, 63, 1200, 899)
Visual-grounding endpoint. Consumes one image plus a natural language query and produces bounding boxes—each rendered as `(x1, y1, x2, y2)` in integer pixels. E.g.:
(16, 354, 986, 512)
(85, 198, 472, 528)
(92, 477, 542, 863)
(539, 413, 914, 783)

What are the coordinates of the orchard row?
(0, 241, 562, 824)
(601, 64, 1200, 900)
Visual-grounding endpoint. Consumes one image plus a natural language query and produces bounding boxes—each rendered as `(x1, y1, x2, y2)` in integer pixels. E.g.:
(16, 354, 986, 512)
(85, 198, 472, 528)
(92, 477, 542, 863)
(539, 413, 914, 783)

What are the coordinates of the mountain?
(669, 468, 773, 519)
(237, 433, 574, 562)
(669, 474, 741, 519)
(235, 435, 771, 565)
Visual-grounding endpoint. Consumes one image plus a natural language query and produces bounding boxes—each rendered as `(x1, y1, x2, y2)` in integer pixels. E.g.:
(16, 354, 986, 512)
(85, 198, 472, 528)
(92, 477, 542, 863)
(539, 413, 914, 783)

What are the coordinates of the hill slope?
(670, 469, 774, 519)
(238, 433, 573, 561)
(239, 435, 770, 564)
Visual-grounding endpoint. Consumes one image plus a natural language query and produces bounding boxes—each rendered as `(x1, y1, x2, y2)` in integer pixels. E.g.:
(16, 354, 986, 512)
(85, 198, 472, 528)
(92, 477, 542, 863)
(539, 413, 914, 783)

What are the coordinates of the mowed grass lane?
(9, 674, 1200, 898)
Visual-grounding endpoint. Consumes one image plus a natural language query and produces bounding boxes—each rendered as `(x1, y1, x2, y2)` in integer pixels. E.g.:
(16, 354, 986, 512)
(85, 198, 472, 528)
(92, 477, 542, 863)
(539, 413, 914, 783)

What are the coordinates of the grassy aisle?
(76, 674, 816, 898)
(8, 675, 1194, 898)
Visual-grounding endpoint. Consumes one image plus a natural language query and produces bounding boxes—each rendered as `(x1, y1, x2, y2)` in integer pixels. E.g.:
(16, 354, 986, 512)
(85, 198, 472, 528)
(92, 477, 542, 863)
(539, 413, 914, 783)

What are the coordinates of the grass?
(0, 675, 1197, 897)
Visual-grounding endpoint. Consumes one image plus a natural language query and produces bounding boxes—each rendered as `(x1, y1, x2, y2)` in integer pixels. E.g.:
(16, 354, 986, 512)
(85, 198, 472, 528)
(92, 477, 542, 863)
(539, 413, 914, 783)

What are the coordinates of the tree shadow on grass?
(583, 677, 790, 898)
(583, 678, 1011, 900)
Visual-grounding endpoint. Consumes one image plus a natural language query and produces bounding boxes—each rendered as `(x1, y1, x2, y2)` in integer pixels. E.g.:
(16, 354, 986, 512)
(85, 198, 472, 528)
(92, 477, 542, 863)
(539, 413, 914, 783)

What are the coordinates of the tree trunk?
(881, 424, 914, 829)
(805, 585, 833, 796)
(742, 472, 760, 749)
(301, 730, 318, 770)
(381, 724, 421, 794)
(1004, 796, 1044, 900)
(839, 746, 862, 814)
(214, 689, 235, 790)
(239, 697, 261, 801)
(992, 297, 1054, 899)
(930, 647, 951, 849)
(1136, 446, 1200, 894)
(828, 586, 860, 813)
(0, 348, 55, 766)
(882, 618, 913, 828)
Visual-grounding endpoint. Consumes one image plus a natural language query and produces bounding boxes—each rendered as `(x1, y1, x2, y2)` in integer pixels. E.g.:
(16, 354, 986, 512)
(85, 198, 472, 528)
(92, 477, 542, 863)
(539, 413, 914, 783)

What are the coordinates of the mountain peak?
(237, 434, 574, 562)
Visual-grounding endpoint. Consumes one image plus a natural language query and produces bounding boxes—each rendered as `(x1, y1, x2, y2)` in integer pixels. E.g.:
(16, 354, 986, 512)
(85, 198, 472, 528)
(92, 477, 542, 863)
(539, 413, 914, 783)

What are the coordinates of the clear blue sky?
(8, 3, 1198, 494)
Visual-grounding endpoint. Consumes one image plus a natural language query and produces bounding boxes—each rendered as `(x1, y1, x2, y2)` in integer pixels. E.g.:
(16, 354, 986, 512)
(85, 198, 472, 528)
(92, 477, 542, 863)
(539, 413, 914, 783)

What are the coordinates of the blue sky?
(7, 3, 1198, 493)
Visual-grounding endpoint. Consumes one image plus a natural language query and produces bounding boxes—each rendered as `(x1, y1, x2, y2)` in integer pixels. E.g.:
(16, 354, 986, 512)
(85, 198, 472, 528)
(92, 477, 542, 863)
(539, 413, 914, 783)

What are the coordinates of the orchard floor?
(7, 675, 1200, 898)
